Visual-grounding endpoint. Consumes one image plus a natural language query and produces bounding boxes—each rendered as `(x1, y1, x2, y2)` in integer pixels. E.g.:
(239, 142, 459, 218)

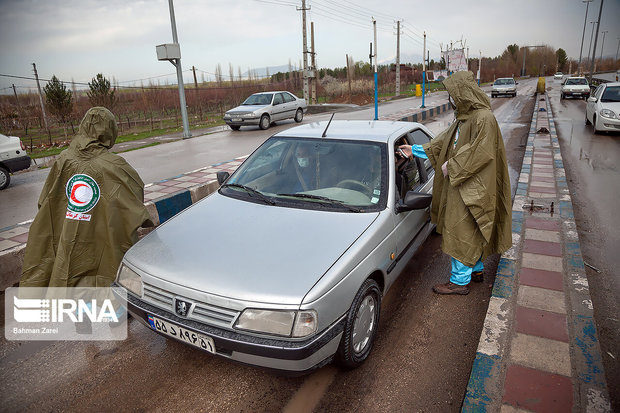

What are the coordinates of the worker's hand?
(398, 145, 412, 158)
(441, 161, 448, 177)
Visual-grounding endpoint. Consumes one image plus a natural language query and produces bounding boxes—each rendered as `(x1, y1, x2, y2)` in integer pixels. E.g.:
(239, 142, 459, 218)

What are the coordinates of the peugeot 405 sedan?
(114, 120, 436, 373)
(224, 91, 307, 131)
(586, 82, 620, 133)
(491, 77, 517, 98)
(561, 77, 590, 100)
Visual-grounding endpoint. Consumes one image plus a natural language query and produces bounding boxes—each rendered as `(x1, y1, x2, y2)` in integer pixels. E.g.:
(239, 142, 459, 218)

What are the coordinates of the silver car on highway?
(491, 77, 517, 98)
(114, 120, 435, 373)
(223, 91, 307, 131)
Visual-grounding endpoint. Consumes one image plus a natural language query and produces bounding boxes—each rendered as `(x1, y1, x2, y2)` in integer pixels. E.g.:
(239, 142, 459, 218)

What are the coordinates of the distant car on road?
(491, 78, 517, 98)
(554, 72, 563, 80)
(0, 133, 31, 190)
(561, 77, 590, 100)
(224, 91, 307, 131)
(585, 82, 620, 133)
(114, 120, 436, 373)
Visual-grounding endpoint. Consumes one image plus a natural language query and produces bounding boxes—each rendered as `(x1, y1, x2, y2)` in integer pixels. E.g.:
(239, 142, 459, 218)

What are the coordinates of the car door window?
(273, 94, 284, 105)
(595, 85, 604, 99)
(284, 92, 296, 103)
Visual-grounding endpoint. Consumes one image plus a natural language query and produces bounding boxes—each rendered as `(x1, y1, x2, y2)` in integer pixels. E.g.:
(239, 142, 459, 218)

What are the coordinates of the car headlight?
(600, 109, 617, 119)
(223, 113, 231, 119)
(234, 309, 317, 337)
(116, 264, 143, 297)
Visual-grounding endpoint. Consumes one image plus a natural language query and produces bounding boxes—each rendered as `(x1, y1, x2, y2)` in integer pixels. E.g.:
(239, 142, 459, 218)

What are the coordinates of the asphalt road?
(0, 79, 537, 412)
(547, 77, 620, 411)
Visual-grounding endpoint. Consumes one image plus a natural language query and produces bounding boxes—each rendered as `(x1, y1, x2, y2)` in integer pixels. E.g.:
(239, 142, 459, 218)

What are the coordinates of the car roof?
(272, 120, 420, 143)
(566, 76, 587, 79)
(496, 77, 514, 80)
(251, 91, 290, 95)
(601, 82, 620, 87)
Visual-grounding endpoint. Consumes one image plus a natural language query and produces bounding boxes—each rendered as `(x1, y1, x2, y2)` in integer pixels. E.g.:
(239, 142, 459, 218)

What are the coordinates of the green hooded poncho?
(422, 72, 512, 267)
(20, 107, 152, 287)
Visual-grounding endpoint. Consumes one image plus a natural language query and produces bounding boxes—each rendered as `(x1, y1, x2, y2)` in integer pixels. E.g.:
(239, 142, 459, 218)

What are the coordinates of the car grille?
(143, 282, 240, 329)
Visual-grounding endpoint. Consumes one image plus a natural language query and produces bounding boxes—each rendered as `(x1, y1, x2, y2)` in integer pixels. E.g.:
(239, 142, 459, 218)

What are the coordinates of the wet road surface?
(548, 78, 620, 411)
(1, 80, 535, 412)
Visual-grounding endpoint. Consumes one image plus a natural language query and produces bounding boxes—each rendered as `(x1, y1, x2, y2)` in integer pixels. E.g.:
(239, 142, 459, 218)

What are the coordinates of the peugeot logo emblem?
(175, 299, 192, 317)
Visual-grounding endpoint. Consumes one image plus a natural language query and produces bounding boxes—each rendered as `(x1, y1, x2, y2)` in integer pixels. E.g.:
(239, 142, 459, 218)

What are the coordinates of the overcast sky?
(1, 0, 619, 94)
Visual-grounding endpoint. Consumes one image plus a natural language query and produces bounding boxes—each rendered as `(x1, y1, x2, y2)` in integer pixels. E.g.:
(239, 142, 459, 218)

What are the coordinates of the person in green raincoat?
(400, 71, 512, 295)
(20, 107, 153, 288)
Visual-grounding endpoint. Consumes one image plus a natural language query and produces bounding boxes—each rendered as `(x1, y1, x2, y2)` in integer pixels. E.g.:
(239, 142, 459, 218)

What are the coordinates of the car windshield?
(566, 78, 588, 85)
(494, 79, 514, 85)
(242, 93, 273, 105)
(601, 86, 620, 102)
(221, 137, 387, 212)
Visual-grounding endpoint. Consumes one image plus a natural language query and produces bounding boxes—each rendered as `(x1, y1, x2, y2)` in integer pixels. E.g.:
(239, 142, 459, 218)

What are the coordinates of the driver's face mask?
(297, 156, 310, 168)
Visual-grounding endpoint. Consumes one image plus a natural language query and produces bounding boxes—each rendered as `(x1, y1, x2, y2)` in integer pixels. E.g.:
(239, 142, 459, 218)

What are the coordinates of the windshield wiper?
(276, 193, 362, 212)
(221, 183, 276, 205)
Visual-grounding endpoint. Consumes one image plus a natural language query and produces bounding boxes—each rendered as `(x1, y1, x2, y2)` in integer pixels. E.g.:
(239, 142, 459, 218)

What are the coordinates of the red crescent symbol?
(70, 183, 88, 204)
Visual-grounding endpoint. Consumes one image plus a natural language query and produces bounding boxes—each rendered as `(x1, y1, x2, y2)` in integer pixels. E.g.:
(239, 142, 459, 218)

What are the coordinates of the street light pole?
(588, 0, 604, 84)
(167, 0, 191, 139)
(599, 30, 608, 62)
(372, 17, 378, 121)
(578, 0, 593, 74)
(587, 21, 596, 71)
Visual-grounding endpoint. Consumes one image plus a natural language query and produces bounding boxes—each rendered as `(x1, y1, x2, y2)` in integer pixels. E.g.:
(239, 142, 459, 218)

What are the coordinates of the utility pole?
(298, 0, 310, 103)
(587, 21, 596, 70)
(32, 63, 51, 144)
(372, 17, 378, 120)
(12, 84, 20, 109)
(478, 50, 482, 85)
(588, 0, 604, 84)
(311, 21, 317, 104)
(578, 0, 593, 74)
(421, 31, 426, 108)
(159, 0, 191, 139)
(599, 30, 608, 62)
(521, 47, 526, 77)
(192, 66, 198, 89)
(616, 36, 620, 63)
(395, 20, 400, 97)
(346, 54, 352, 103)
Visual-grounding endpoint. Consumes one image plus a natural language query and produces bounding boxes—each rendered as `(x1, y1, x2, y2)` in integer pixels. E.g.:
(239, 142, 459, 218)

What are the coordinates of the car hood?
(599, 101, 620, 112)
(124, 193, 379, 305)
(226, 105, 267, 114)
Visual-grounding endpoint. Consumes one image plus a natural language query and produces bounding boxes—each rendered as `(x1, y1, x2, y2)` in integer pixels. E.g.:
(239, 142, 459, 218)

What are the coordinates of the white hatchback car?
(0, 133, 31, 190)
(561, 77, 590, 100)
(585, 82, 620, 133)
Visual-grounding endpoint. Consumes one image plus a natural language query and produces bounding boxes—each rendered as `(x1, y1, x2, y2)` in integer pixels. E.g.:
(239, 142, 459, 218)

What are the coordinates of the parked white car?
(0, 133, 31, 190)
(585, 82, 620, 133)
(561, 77, 590, 100)
(224, 91, 307, 131)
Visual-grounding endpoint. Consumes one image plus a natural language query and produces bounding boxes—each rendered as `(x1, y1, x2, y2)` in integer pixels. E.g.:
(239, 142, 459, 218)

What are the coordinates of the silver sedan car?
(114, 120, 435, 373)
(223, 91, 307, 131)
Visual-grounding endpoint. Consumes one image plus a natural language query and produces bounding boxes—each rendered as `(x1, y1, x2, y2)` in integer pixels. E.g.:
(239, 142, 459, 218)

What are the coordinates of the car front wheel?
(593, 114, 603, 134)
(0, 166, 10, 190)
(259, 114, 270, 130)
(585, 111, 591, 125)
(230, 125, 240, 131)
(294, 108, 303, 123)
(337, 279, 381, 369)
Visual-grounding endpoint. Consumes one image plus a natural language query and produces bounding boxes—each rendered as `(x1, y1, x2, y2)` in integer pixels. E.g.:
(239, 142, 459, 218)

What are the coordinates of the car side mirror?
(217, 171, 230, 185)
(587, 96, 597, 103)
(395, 191, 432, 214)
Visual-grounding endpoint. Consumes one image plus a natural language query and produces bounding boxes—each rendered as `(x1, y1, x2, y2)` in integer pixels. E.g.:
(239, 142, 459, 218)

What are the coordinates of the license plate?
(573, 93, 581, 95)
(232, 118, 242, 122)
(147, 315, 215, 354)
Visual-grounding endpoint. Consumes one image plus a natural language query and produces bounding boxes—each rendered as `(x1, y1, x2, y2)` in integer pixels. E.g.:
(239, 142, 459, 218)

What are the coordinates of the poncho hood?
(70, 106, 118, 154)
(443, 71, 491, 120)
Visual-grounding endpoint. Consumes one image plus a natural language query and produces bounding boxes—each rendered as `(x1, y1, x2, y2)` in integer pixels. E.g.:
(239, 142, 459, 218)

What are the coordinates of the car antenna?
(322, 113, 335, 138)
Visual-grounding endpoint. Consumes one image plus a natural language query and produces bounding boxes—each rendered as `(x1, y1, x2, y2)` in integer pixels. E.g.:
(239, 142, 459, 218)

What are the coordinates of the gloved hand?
(441, 161, 448, 177)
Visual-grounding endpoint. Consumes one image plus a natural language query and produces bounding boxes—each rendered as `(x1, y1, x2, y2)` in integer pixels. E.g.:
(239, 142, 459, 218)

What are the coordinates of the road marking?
(282, 366, 338, 413)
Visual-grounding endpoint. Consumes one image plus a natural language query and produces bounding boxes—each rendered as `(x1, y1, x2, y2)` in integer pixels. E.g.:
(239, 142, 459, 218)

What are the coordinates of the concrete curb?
(461, 94, 610, 412)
